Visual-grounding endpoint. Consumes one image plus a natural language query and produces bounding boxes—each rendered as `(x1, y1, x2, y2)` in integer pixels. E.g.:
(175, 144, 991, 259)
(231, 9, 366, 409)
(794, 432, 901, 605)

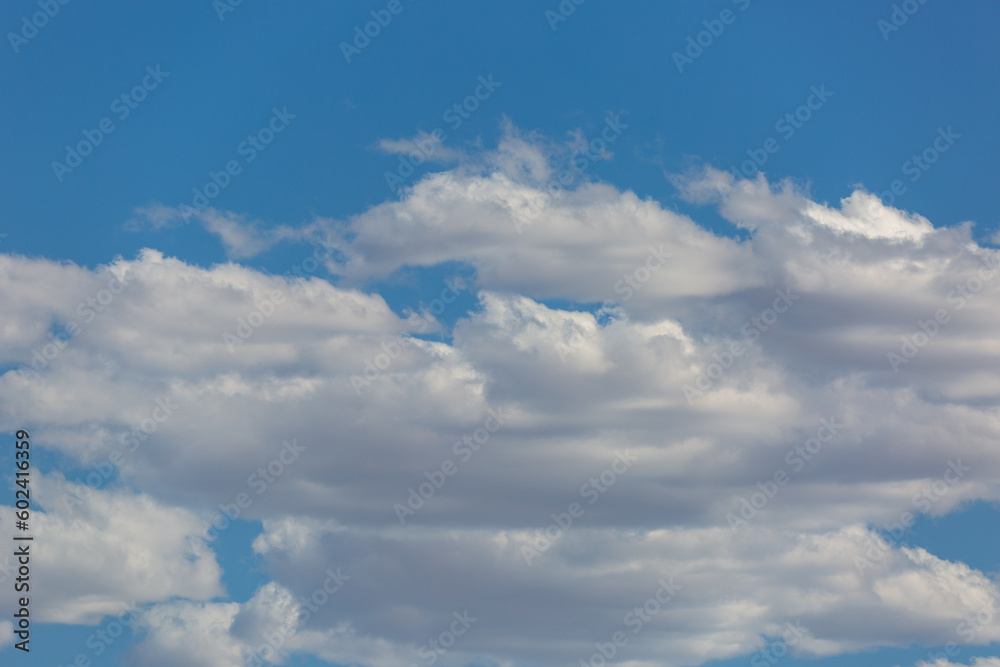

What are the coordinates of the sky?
(1, 1, 1000, 666)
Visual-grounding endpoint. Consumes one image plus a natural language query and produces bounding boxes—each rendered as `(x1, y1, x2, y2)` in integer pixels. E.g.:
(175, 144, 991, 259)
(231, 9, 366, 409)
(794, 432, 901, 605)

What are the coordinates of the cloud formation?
(2, 131, 999, 666)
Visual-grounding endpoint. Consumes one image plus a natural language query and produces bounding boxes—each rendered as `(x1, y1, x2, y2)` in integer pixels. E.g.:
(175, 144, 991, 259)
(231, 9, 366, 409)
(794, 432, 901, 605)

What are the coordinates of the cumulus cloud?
(4, 130, 1000, 666)
(128, 580, 473, 667)
(918, 659, 1000, 667)
(126, 601, 245, 667)
(0, 474, 223, 624)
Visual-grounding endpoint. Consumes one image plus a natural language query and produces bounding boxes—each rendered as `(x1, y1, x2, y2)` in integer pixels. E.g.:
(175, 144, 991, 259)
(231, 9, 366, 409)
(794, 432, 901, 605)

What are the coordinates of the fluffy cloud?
(127, 580, 478, 667)
(126, 601, 245, 667)
(3, 132, 1000, 666)
(0, 475, 222, 624)
(918, 660, 1000, 667)
(240, 519, 1000, 667)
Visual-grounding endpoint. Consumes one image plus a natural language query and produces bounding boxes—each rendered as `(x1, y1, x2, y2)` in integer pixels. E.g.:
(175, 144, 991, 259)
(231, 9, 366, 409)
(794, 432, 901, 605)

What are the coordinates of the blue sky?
(2, 1, 1000, 666)
(4, 0, 1000, 266)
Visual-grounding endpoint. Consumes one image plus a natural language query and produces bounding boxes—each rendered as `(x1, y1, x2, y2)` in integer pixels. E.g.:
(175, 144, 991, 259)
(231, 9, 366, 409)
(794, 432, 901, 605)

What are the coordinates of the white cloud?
(918, 659, 1000, 667)
(0, 474, 223, 624)
(4, 130, 1000, 666)
(128, 205, 319, 259)
(127, 601, 245, 667)
(377, 130, 464, 164)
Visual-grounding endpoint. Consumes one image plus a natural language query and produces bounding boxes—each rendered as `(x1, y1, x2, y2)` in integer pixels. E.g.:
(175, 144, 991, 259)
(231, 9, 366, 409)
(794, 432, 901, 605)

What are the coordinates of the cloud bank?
(2, 129, 999, 666)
